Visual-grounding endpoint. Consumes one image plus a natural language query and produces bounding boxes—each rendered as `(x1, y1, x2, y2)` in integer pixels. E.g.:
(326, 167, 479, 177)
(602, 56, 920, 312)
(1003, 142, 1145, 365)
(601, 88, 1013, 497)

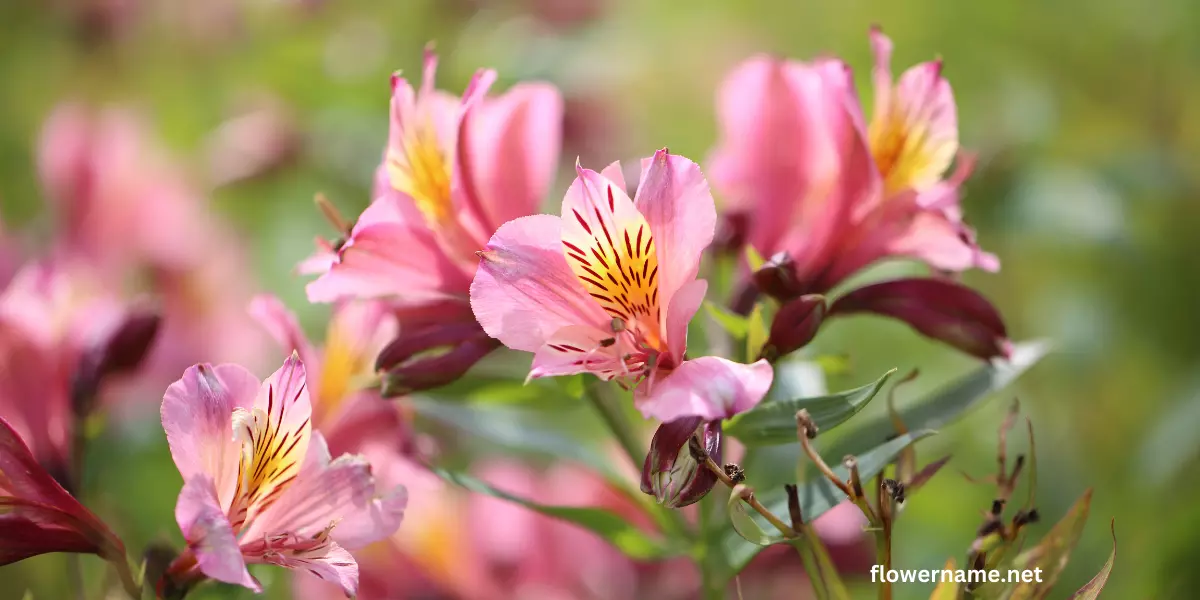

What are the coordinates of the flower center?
(563, 186, 664, 352)
(867, 94, 955, 196)
(227, 390, 310, 530)
(386, 121, 453, 226)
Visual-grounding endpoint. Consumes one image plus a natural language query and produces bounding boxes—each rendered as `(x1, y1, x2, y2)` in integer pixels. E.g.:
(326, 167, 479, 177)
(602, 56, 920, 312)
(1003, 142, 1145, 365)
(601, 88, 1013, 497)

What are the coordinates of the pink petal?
(248, 295, 319, 368)
(241, 433, 406, 549)
(529, 325, 627, 380)
(471, 214, 610, 352)
(869, 27, 895, 121)
(560, 164, 662, 341)
(460, 82, 563, 231)
(600, 160, 627, 195)
(663, 279, 707, 366)
(264, 540, 358, 597)
(252, 353, 313, 460)
(635, 357, 773, 422)
(161, 363, 260, 510)
(709, 56, 864, 262)
(176, 477, 259, 592)
(634, 150, 716, 315)
(305, 221, 471, 304)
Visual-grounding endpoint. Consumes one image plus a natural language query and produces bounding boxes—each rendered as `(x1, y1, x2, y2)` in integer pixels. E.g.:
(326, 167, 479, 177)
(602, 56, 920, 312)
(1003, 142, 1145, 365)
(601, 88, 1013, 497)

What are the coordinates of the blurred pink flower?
(0, 261, 159, 475)
(297, 455, 699, 600)
(472, 150, 773, 422)
(709, 29, 1008, 359)
(710, 28, 997, 295)
(303, 50, 562, 388)
(36, 103, 269, 378)
(160, 355, 406, 596)
(0, 415, 130, 569)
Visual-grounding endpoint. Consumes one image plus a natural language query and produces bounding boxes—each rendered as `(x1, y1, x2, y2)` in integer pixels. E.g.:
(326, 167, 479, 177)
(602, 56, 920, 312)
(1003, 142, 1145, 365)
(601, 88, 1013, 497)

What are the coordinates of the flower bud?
(752, 251, 799, 300)
(761, 294, 827, 361)
(376, 324, 499, 396)
(829, 278, 1011, 360)
(640, 417, 722, 508)
(71, 309, 162, 416)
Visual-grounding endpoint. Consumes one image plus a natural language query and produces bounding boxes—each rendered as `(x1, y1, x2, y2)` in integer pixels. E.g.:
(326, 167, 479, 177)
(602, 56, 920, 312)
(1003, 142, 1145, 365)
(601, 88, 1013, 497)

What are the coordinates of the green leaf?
(726, 369, 896, 445)
(409, 397, 621, 480)
(704, 301, 749, 339)
(828, 340, 1050, 458)
(1068, 519, 1116, 600)
(721, 429, 936, 572)
(746, 302, 769, 360)
(745, 245, 766, 272)
(1006, 488, 1094, 600)
(726, 486, 786, 546)
(928, 558, 961, 600)
(431, 466, 681, 560)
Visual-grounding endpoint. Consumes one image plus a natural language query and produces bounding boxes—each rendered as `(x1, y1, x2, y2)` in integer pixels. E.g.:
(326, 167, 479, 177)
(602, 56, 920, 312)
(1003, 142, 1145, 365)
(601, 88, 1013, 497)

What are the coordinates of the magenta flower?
(471, 149, 773, 422)
(709, 29, 1007, 359)
(303, 50, 562, 388)
(160, 355, 406, 596)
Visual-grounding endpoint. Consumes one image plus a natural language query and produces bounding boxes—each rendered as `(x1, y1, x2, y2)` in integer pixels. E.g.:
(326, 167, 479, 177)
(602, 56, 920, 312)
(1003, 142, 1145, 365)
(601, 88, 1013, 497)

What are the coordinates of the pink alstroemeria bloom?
(472, 150, 773, 422)
(710, 29, 1008, 359)
(160, 355, 406, 596)
(303, 50, 562, 389)
(711, 28, 997, 293)
(0, 261, 160, 476)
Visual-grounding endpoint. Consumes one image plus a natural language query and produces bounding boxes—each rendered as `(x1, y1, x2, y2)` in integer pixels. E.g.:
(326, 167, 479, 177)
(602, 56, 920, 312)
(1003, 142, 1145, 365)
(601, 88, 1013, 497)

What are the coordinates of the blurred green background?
(3, 0, 1199, 598)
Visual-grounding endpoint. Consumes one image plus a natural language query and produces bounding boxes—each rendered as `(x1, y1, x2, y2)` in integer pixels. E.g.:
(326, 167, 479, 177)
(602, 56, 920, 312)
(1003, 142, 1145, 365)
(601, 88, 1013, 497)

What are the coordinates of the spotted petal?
(241, 433, 406, 550)
(162, 364, 260, 511)
(561, 165, 664, 349)
(633, 150, 716, 320)
(229, 355, 312, 531)
(262, 540, 358, 597)
(471, 214, 611, 353)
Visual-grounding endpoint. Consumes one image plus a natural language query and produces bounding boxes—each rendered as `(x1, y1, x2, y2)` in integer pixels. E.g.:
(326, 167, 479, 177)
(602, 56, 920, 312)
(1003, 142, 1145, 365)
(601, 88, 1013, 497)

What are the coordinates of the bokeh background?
(2, 0, 1199, 598)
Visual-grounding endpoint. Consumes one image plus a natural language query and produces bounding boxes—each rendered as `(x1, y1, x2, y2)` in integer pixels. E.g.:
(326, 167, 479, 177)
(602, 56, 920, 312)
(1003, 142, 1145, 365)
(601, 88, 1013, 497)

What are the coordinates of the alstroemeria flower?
(709, 29, 1006, 359)
(303, 50, 561, 389)
(160, 355, 406, 596)
(0, 261, 159, 476)
(0, 415, 131, 575)
(472, 150, 773, 422)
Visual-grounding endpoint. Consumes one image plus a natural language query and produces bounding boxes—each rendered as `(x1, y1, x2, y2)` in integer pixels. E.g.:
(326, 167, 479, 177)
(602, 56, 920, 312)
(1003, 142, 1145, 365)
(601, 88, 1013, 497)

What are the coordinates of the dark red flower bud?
(752, 251, 799, 300)
(0, 416, 128, 570)
(830, 278, 1011, 360)
(761, 294, 827, 361)
(640, 417, 722, 508)
(72, 309, 162, 416)
(377, 323, 500, 396)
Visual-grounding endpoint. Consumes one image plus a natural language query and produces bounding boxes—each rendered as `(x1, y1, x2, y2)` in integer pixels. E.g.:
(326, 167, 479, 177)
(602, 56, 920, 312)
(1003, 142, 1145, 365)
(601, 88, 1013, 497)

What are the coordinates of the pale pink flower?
(710, 28, 997, 296)
(303, 50, 562, 388)
(709, 29, 1008, 359)
(0, 261, 158, 473)
(472, 149, 773, 422)
(160, 355, 406, 596)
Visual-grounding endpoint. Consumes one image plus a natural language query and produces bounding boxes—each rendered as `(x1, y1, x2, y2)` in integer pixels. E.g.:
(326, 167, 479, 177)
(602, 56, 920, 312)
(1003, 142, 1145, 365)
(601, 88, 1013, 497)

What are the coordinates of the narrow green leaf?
(722, 429, 936, 572)
(829, 340, 1050, 458)
(1068, 519, 1116, 600)
(431, 466, 680, 560)
(746, 303, 769, 360)
(1006, 488, 1094, 600)
(726, 369, 896, 445)
(745, 245, 766, 272)
(409, 397, 620, 480)
(705, 301, 749, 338)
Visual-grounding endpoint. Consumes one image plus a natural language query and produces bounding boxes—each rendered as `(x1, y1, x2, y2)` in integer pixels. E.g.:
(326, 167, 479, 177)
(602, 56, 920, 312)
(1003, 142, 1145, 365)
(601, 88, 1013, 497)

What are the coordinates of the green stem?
(582, 381, 692, 540)
(583, 381, 644, 470)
